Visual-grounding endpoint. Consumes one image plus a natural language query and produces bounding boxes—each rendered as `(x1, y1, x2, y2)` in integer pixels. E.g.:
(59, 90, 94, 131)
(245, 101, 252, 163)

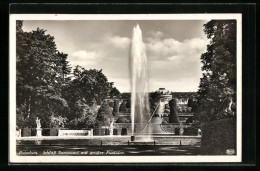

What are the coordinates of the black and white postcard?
(9, 14, 242, 163)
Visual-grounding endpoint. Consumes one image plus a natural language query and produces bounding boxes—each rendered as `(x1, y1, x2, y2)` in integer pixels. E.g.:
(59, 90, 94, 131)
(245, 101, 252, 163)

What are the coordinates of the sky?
(22, 20, 209, 93)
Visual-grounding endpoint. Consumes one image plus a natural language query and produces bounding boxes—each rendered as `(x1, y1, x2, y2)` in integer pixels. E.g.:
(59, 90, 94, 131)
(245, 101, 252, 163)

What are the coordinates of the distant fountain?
(130, 25, 150, 141)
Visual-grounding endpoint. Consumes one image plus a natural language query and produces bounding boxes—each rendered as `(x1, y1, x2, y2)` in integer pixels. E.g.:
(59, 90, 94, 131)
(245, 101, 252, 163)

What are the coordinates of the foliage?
(109, 87, 121, 97)
(16, 21, 119, 129)
(63, 66, 113, 106)
(169, 99, 179, 123)
(16, 20, 69, 128)
(96, 102, 113, 126)
(119, 100, 127, 112)
(125, 99, 131, 108)
(195, 20, 237, 123)
(112, 100, 120, 116)
(187, 99, 193, 107)
(50, 115, 67, 128)
(116, 116, 131, 123)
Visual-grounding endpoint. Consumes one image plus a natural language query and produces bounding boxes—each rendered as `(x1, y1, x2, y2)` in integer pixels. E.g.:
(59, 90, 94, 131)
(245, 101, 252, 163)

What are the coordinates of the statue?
(109, 118, 114, 136)
(179, 122, 184, 135)
(36, 117, 41, 128)
(216, 88, 236, 119)
(198, 128, 202, 136)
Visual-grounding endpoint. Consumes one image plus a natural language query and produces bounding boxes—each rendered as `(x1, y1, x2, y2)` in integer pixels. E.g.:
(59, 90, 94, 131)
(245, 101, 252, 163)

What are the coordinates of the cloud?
(144, 32, 208, 88)
(147, 30, 164, 38)
(68, 31, 208, 92)
(108, 36, 130, 49)
(70, 50, 101, 67)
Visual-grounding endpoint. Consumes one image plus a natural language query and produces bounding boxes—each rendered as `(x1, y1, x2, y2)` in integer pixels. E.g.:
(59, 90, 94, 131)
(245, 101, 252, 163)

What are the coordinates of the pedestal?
(36, 128, 42, 137)
(109, 128, 113, 136)
(19, 129, 22, 137)
(90, 129, 93, 136)
(179, 128, 184, 136)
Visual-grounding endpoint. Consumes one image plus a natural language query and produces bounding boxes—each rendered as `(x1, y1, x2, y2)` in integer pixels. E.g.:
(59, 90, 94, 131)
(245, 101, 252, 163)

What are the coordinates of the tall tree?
(16, 21, 69, 128)
(195, 20, 236, 122)
(96, 102, 113, 126)
(63, 66, 113, 106)
(57, 52, 72, 82)
(169, 99, 179, 123)
(109, 87, 121, 97)
(61, 66, 114, 124)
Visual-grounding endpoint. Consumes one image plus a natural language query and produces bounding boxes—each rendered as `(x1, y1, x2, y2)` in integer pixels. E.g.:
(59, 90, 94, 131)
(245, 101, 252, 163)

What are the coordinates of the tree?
(112, 100, 119, 116)
(16, 21, 69, 128)
(119, 100, 127, 112)
(57, 52, 72, 82)
(187, 99, 193, 108)
(195, 20, 237, 122)
(125, 99, 131, 108)
(64, 66, 113, 105)
(169, 99, 179, 123)
(61, 66, 113, 121)
(109, 87, 121, 97)
(96, 102, 113, 126)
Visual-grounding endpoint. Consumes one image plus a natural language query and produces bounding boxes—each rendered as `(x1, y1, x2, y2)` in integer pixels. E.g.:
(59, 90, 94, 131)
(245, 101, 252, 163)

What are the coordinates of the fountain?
(130, 24, 151, 141)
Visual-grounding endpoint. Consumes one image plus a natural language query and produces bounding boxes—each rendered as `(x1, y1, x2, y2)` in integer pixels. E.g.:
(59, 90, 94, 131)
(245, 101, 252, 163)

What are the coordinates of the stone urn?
(179, 128, 184, 136)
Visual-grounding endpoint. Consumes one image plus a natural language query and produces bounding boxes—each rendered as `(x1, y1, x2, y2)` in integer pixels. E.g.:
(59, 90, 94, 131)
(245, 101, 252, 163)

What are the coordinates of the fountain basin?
(17, 135, 201, 146)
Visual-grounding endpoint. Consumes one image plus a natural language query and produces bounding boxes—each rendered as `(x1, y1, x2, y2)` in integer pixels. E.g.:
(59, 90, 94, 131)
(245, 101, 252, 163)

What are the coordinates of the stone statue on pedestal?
(36, 117, 41, 128)
(109, 118, 114, 136)
(35, 117, 42, 137)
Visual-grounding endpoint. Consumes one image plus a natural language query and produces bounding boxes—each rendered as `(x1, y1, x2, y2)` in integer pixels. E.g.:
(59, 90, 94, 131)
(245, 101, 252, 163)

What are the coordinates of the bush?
(108, 101, 114, 108)
(121, 128, 128, 135)
(112, 100, 119, 116)
(42, 129, 50, 136)
(113, 129, 118, 135)
(175, 128, 180, 135)
(105, 128, 110, 135)
(169, 99, 179, 123)
(116, 116, 131, 123)
(50, 128, 59, 136)
(22, 128, 31, 137)
(31, 128, 36, 136)
(96, 102, 113, 126)
(126, 100, 131, 108)
(187, 98, 194, 107)
(183, 127, 197, 135)
(201, 118, 236, 155)
(119, 101, 127, 112)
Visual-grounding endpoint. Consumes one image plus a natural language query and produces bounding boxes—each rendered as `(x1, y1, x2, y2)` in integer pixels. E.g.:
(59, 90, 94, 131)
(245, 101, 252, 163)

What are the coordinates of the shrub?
(42, 129, 50, 136)
(169, 99, 179, 123)
(125, 100, 131, 108)
(121, 128, 128, 135)
(22, 128, 31, 137)
(50, 128, 59, 136)
(119, 100, 127, 112)
(116, 116, 131, 123)
(201, 118, 236, 155)
(112, 100, 120, 116)
(96, 102, 113, 126)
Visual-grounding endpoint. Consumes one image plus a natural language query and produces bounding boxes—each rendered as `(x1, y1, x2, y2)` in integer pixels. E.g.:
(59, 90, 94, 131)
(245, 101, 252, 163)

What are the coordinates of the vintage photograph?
(9, 14, 242, 163)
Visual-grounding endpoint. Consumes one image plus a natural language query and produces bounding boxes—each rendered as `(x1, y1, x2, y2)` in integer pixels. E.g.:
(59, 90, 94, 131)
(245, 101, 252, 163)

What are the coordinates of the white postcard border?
(9, 14, 242, 163)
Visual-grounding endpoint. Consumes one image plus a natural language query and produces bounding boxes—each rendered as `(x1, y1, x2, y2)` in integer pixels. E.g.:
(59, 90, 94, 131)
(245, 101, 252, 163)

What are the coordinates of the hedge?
(22, 128, 31, 137)
(201, 118, 236, 155)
